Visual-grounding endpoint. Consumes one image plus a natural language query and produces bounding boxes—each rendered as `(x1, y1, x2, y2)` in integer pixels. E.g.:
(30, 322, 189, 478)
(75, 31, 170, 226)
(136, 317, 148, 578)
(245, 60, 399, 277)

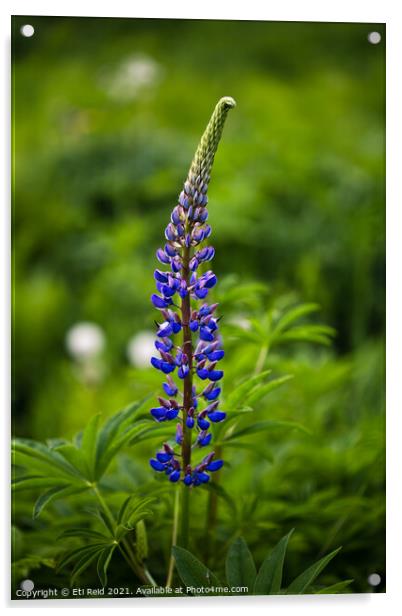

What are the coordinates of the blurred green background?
(12, 17, 385, 593)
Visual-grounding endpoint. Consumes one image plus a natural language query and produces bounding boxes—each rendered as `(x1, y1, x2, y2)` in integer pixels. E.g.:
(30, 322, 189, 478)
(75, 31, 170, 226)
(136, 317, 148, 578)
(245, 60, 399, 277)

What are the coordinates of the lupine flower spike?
(149, 97, 235, 487)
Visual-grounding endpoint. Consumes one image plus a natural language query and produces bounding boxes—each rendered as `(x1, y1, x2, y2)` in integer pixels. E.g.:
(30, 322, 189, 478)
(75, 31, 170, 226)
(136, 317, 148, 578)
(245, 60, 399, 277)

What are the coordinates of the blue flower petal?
(207, 411, 226, 423)
(209, 370, 224, 382)
(150, 407, 166, 420)
(150, 458, 165, 471)
(169, 470, 181, 482)
(206, 460, 224, 472)
(200, 327, 214, 342)
(204, 387, 221, 401)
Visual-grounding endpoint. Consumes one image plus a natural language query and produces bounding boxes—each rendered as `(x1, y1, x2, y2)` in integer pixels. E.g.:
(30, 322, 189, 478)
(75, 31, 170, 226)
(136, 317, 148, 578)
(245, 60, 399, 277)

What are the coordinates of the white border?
(2, 1, 401, 614)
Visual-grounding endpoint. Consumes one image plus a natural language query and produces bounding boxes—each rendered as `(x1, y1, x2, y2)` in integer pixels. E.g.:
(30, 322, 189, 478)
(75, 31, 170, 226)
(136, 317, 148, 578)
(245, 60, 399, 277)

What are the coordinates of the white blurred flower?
(65, 322, 105, 361)
(127, 331, 155, 368)
(102, 54, 163, 101)
(229, 315, 252, 330)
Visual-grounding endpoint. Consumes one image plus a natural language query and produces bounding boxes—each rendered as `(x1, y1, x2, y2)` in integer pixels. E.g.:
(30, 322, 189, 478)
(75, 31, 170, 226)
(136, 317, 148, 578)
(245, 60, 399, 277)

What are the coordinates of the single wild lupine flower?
(149, 96, 235, 487)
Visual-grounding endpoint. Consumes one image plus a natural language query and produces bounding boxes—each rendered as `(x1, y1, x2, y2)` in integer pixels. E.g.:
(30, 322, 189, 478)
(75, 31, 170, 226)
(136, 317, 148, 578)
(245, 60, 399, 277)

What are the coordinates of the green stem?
(166, 487, 180, 587)
(180, 482, 190, 548)
(92, 485, 157, 586)
(204, 444, 222, 562)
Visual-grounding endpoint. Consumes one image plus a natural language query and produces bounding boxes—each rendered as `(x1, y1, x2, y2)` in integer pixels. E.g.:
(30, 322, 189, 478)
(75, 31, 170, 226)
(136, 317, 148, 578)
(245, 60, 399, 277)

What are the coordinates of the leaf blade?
(285, 546, 342, 594)
(172, 546, 221, 595)
(253, 528, 294, 595)
(225, 537, 256, 593)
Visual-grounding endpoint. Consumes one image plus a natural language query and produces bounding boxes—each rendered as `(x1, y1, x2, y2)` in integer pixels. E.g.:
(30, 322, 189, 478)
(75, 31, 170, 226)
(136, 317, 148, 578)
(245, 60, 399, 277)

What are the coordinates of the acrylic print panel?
(11, 16, 385, 600)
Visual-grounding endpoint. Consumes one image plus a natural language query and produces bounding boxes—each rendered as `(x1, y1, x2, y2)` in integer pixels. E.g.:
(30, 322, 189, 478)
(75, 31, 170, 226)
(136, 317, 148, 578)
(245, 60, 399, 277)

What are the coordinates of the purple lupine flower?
(148, 97, 235, 487)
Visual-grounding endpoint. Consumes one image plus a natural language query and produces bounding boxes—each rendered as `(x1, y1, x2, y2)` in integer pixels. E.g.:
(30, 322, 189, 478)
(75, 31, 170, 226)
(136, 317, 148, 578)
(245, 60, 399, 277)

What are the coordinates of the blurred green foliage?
(12, 17, 385, 595)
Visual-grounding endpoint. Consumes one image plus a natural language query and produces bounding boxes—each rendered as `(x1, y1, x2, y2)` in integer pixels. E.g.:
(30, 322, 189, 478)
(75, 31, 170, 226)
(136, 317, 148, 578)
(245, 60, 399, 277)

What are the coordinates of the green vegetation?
(12, 17, 385, 596)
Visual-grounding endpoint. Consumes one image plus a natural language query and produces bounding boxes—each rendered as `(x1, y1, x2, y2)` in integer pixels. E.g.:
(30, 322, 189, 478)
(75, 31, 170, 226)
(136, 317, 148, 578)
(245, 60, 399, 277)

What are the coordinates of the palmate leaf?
(115, 495, 155, 540)
(172, 546, 222, 594)
(94, 422, 151, 479)
(33, 485, 88, 519)
(274, 325, 336, 347)
(271, 303, 320, 336)
(57, 538, 118, 587)
(225, 537, 257, 593)
(229, 301, 335, 353)
(224, 370, 272, 410)
(12, 398, 162, 519)
(94, 397, 157, 478)
(96, 544, 117, 587)
(12, 475, 70, 491)
(253, 529, 294, 594)
(81, 414, 102, 480)
(95, 399, 148, 468)
(57, 543, 109, 573)
(59, 528, 111, 542)
(223, 419, 311, 443)
(12, 439, 85, 482)
(244, 375, 294, 406)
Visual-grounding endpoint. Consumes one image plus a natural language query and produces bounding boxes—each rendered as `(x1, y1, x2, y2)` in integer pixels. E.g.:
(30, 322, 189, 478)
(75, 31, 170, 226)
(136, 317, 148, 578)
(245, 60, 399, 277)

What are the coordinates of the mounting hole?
(368, 573, 381, 586)
(368, 31, 381, 45)
(20, 24, 35, 38)
(20, 579, 34, 592)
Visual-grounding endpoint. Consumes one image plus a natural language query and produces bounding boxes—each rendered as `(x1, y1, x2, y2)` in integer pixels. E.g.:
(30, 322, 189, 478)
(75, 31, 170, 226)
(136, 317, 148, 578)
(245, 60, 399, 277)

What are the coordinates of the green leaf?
(275, 325, 335, 347)
(224, 371, 272, 410)
(285, 546, 342, 594)
(95, 399, 147, 472)
(57, 543, 108, 572)
(33, 485, 87, 519)
(225, 537, 256, 593)
(81, 414, 101, 480)
(272, 303, 320, 335)
(315, 579, 354, 594)
(254, 529, 294, 595)
(245, 375, 294, 407)
(117, 495, 132, 524)
(12, 439, 84, 480)
(70, 546, 108, 586)
(172, 546, 221, 594)
(59, 528, 110, 541)
(224, 420, 311, 442)
(92, 508, 116, 537)
(97, 544, 117, 587)
(96, 420, 150, 478)
(115, 495, 154, 539)
(53, 444, 90, 479)
(12, 475, 68, 491)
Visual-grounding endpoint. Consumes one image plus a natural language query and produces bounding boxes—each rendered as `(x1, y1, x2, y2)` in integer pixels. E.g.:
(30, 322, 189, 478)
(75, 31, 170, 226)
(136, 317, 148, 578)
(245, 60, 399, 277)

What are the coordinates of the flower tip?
(219, 96, 236, 109)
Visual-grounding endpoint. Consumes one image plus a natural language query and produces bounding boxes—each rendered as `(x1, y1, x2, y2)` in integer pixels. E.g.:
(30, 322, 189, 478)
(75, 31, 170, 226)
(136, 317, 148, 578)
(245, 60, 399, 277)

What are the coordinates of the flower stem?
(179, 243, 193, 547)
(181, 245, 193, 470)
(166, 486, 180, 587)
(204, 443, 222, 561)
(180, 481, 190, 547)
